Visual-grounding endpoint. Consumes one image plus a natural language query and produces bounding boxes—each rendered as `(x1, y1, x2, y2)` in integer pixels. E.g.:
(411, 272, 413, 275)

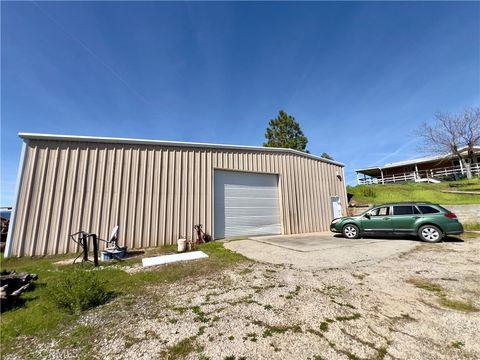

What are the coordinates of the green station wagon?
(330, 203, 463, 243)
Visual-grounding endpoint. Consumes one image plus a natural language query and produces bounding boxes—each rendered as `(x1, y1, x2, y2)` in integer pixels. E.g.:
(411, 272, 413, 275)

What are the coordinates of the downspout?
(4, 140, 28, 258)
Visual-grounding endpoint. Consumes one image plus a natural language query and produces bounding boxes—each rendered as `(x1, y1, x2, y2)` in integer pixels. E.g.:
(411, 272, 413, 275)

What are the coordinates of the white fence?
(358, 164, 480, 185)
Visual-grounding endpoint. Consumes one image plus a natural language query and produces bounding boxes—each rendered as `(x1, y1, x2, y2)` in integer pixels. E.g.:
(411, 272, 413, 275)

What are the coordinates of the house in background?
(356, 146, 480, 185)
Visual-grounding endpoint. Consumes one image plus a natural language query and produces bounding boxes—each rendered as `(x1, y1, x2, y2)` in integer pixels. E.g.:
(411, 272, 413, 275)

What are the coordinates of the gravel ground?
(7, 236, 480, 360)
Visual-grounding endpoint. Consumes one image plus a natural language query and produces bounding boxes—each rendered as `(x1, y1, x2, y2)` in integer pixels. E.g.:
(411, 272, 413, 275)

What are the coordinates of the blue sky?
(1, 1, 479, 206)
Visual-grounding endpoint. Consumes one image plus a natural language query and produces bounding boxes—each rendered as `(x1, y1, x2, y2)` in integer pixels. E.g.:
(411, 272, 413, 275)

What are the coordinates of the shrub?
(46, 268, 112, 314)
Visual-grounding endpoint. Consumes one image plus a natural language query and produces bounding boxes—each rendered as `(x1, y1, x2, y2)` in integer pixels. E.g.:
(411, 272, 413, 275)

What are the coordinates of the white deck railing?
(358, 163, 480, 185)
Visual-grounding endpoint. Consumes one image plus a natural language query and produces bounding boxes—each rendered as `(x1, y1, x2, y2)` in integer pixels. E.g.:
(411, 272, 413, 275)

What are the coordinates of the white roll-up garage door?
(214, 170, 281, 239)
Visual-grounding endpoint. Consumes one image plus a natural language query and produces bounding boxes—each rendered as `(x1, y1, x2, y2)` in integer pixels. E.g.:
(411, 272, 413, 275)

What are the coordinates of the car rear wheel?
(342, 224, 360, 239)
(418, 225, 442, 243)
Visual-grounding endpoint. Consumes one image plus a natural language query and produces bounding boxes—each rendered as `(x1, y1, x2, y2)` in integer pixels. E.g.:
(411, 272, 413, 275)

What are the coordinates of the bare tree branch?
(417, 107, 480, 179)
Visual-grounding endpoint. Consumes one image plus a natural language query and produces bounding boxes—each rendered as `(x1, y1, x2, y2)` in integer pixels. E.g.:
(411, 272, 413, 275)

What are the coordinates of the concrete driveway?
(224, 232, 419, 270)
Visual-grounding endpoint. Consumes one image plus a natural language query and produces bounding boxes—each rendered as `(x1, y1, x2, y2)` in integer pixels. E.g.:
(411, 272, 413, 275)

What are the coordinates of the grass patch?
(285, 285, 301, 299)
(439, 298, 478, 312)
(197, 326, 207, 336)
(348, 178, 480, 205)
(451, 340, 464, 348)
(407, 278, 444, 294)
(331, 299, 356, 309)
(245, 332, 258, 342)
(407, 277, 478, 312)
(191, 306, 210, 323)
(239, 267, 254, 275)
(0, 241, 246, 356)
(164, 337, 196, 359)
(372, 347, 388, 360)
(463, 223, 480, 231)
(57, 324, 96, 358)
(335, 313, 361, 321)
(264, 323, 302, 335)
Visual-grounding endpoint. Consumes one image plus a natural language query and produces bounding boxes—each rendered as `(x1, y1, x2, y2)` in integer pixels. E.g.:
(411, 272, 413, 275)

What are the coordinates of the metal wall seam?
(105, 147, 116, 245)
(280, 154, 290, 234)
(206, 151, 213, 237)
(317, 162, 327, 229)
(29, 147, 49, 256)
(62, 147, 77, 254)
(122, 148, 132, 248)
(52, 147, 69, 254)
(17, 145, 37, 256)
(42, 146, 60, 255)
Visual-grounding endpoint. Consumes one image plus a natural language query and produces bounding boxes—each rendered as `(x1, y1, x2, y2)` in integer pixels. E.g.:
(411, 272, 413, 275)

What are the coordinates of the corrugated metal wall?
(9, 139, 347, 256)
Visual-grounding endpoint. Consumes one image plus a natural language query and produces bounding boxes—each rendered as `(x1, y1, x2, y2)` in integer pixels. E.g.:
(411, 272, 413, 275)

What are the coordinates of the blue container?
(101, 247, 128, 261)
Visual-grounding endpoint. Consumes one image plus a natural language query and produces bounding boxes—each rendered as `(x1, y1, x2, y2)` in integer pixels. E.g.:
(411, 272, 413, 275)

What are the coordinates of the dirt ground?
(8, 235, 480, 360)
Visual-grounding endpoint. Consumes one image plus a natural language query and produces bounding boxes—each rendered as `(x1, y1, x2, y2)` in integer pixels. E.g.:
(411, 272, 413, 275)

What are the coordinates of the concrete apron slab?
(224, 232, 418, 270)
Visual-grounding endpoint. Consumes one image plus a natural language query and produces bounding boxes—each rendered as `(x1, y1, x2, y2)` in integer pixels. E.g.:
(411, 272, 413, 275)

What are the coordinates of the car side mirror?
(364, 213, 371, 219)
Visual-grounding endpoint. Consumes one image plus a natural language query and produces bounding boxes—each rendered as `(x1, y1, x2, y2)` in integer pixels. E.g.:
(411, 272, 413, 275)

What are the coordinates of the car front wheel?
(418, 225, 442, 243)
(342, 224, 360, 239)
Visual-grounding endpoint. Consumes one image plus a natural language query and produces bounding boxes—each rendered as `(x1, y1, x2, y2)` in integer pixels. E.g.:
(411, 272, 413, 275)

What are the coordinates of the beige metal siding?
(9, 140, 347, 257)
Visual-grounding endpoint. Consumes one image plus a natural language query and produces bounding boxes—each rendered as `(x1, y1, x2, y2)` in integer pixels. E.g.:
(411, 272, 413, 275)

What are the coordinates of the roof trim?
(18, 132, 344, 166)
(355, 146, 480, 173)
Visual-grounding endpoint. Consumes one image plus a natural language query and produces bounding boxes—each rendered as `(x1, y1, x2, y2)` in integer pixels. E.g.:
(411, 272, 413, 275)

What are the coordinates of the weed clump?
(46, 268, 112, 314)
(319, 322, 329, 332)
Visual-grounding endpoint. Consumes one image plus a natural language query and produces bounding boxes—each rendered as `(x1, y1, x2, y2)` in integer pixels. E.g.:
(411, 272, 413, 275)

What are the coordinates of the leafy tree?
(321, 152, 333, 160)
(419, 108, 480, 179)
(264, 110, 308, 152)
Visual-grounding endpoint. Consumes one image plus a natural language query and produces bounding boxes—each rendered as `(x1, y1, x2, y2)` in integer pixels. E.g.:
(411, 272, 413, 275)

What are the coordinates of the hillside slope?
(348, 178, 480, 205)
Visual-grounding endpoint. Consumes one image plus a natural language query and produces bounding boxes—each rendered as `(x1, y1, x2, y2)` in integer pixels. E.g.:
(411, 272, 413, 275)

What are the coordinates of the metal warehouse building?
(5, 133, 347, 257)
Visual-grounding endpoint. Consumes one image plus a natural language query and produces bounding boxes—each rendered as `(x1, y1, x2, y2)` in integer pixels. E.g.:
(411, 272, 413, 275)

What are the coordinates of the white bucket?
(177, 238, 187, 252)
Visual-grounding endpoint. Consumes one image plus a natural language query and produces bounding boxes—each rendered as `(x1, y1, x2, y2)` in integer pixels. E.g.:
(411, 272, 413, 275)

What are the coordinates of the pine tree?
(264, 110, 308, 152)
(321, 152, 333, 160)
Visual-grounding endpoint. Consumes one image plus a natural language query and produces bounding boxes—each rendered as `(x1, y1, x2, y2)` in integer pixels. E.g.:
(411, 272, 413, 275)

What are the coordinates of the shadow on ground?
(333, 233, 464, 243)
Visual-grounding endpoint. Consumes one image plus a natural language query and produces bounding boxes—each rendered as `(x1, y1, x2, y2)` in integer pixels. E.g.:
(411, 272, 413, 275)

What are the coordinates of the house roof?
(355, 146, 480, 174)
(18, 132, 344, 167)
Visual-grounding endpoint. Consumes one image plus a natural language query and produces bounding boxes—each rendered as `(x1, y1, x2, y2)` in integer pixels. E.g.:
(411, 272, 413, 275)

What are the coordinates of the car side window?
(393, 206, 414, 215)
(418, 205, 440, 214)
(377, 207, 389, 216)
(370, 207, 389, 216)
(413, 206, 420, 214)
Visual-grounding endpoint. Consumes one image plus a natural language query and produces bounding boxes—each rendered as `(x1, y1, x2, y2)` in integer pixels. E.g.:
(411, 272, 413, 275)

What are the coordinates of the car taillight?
(444, 213, 457, 219)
